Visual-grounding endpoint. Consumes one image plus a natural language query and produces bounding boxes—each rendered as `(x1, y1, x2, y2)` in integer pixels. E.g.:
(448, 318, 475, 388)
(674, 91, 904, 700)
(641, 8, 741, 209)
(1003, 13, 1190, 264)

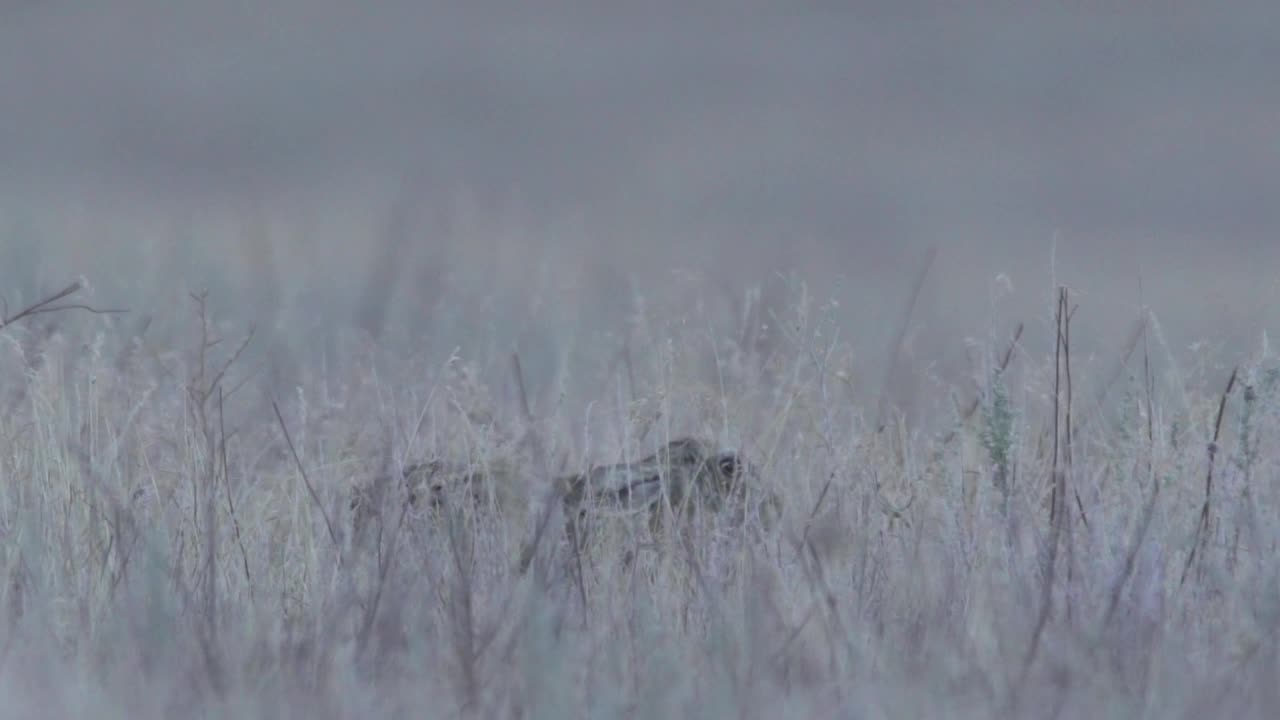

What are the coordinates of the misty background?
(1, 2, 1277, 423)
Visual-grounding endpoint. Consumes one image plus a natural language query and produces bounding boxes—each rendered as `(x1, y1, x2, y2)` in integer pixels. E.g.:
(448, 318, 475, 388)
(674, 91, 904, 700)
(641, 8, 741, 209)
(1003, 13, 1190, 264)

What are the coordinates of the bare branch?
(0, 281, 128, 330)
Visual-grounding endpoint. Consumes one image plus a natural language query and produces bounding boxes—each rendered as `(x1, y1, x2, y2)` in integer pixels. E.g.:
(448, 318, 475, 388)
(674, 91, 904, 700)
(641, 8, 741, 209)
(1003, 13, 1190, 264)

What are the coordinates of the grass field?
(0, 240, 1276, 720)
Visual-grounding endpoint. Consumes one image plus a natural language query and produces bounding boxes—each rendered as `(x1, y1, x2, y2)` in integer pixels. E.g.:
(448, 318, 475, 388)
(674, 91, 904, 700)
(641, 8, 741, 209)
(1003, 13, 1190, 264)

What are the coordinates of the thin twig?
(1064, 298, 1087, 533)
(1016, 287, 1072, 712)
(220, 386, 254, 603)
(207, 326, 256, 400)
(1181, 366, 1238, 586)
(942, 322, 1024, 446)
(511, 352, 533, 423)
(272, 399, 342, 559)
(1100, 471, 1161, 630)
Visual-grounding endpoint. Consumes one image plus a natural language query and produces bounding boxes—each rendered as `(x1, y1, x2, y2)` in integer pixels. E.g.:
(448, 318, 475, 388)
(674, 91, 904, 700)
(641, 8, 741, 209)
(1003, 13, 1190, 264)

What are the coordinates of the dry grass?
(0, 263, 1276, 720)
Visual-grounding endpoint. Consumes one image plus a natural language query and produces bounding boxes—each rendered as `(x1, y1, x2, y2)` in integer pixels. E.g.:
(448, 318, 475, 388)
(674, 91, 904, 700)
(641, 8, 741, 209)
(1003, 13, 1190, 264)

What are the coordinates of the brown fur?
(349, 436, 782, 562)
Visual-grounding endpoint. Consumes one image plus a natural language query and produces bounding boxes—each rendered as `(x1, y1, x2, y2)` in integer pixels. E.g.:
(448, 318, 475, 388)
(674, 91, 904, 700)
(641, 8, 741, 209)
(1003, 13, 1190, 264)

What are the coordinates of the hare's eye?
(718, 456, 740, 479)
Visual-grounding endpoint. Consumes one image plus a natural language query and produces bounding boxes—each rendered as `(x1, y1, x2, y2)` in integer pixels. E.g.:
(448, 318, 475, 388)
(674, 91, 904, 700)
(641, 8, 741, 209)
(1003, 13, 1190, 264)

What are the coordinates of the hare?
(351, 436, 782, 568)
(519, 437, 781, 571)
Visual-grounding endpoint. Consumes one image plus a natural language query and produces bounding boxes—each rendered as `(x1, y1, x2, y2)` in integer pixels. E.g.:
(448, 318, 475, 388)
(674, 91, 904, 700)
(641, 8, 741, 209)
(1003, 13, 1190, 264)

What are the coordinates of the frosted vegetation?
(0, 257, 1276, 719)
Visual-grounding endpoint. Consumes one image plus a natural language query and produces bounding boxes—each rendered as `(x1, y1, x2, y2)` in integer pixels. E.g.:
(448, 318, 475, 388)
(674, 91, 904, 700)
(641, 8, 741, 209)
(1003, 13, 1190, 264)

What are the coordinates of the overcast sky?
(2, 2, 1278, 383)
(4, 3, 1277, 239)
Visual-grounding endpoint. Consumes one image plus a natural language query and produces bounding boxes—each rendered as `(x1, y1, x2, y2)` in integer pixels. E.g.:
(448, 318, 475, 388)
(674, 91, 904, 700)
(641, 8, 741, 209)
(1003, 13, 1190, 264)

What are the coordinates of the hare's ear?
(666, 437, 707, 464)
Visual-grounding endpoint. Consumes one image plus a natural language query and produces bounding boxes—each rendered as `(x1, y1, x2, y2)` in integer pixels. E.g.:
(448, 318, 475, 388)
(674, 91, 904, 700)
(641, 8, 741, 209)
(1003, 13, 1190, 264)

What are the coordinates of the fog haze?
(2, 2, 1277, 412)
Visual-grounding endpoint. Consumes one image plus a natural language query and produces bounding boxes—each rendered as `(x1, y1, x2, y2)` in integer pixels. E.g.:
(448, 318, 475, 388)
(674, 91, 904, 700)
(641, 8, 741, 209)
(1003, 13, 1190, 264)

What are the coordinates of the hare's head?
(703, 450, 751, 496)
(693, 445, 781, 532)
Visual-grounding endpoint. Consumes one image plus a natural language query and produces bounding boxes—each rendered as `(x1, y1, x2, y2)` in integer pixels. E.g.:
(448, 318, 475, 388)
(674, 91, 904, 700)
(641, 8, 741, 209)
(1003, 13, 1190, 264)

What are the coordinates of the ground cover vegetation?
(0, 253, 1275, 719)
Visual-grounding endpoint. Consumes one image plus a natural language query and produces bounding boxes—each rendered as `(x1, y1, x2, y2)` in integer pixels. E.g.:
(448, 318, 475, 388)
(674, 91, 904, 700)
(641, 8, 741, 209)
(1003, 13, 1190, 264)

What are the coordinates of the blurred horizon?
(2, 2, 1277, 421)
